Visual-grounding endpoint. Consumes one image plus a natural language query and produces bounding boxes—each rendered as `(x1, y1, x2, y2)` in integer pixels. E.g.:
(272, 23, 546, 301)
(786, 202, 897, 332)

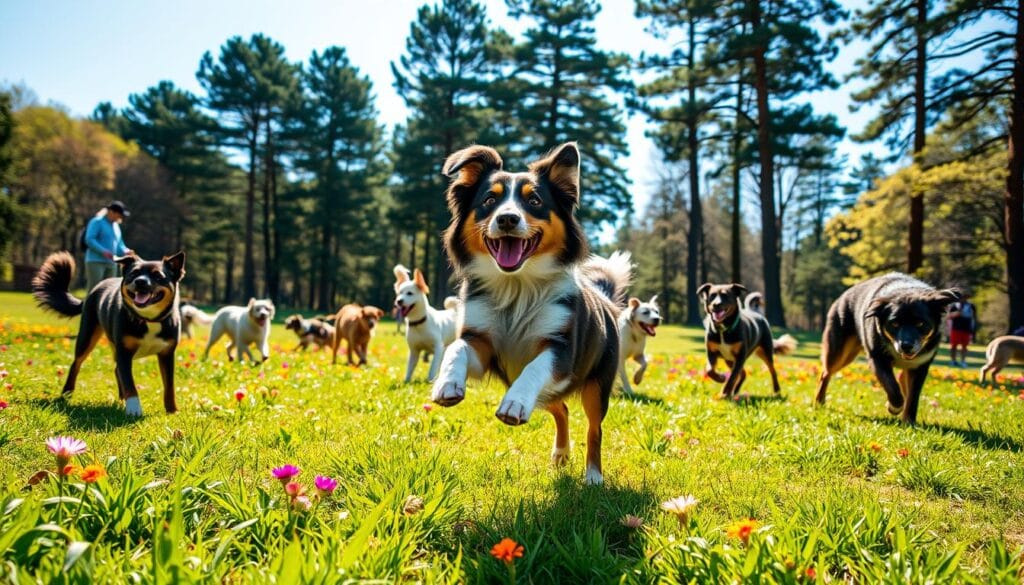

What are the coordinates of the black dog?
(32, 251, 186, 417)
(814, 273, 959, 424)
(699, 283, 797, 398)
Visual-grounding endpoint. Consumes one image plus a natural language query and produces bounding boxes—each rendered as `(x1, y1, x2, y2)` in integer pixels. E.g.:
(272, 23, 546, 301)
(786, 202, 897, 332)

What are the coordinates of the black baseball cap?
(107, 201, 130, 217)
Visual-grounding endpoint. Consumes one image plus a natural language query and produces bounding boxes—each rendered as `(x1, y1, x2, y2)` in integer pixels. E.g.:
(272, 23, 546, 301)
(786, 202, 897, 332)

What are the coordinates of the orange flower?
(61, 464, 78, 477)
(80, 464, 107, 483)
(804, 566, 817, 580)
(897, 448, 910, 458)
(490, 538, 524, 563)
(726, 518, 760, 544)
(868, 442, 882, 453)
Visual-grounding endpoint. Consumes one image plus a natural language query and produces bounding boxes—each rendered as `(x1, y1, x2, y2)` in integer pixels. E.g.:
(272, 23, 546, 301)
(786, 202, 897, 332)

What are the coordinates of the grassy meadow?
(1, 290, 1024, 583)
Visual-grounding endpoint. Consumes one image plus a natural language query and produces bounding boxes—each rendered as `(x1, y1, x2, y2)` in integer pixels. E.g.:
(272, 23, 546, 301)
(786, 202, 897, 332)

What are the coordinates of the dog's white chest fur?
(134, 322, 170, 359)
(464, 275, 574, 381)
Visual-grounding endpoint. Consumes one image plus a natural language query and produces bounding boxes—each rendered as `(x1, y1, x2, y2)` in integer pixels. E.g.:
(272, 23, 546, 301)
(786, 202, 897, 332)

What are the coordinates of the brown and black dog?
(32, 251, 186, 417)
(284, 314, 335, 351)
(332, 304, 385, 365)
(814, 273, 959, 424)
(699, 283, 797, 398)
(430, 142, 632, 485)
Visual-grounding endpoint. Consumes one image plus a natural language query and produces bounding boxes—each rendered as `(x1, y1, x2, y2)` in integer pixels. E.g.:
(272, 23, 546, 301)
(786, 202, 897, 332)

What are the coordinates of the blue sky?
(0, 0, 880, 217)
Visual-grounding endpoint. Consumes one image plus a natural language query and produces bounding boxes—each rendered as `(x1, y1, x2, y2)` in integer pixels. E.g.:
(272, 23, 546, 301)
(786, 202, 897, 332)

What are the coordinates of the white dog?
(393, 265, 461, 382)
(618, 295, 661, 394)
(180, 303, 213, 339)
(203, 298, 275, 363)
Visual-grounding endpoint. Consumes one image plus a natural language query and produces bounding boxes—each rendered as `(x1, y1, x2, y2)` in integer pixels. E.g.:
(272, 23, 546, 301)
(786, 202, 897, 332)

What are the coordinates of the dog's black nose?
(652, 318, 661, 326)
(496, 213, 520, 231)
(898, 341, 915, 354)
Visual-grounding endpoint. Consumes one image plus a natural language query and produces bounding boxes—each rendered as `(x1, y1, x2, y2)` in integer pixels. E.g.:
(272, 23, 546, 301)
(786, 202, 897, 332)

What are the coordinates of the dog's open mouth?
(485, 234, 541, 272)
(640, 323, 657, 337)
(899, 350, 919, 360)
(711, 308, 729, 322)
(398, 303, 415, 319)
(131, 289, 164, 308)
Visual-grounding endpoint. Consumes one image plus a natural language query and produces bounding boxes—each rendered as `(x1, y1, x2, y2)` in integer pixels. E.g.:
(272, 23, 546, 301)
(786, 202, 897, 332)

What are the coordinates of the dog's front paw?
(551, 446, 570, 467)
(432, 381, 465, 407)
(706, 368, 726, 383)
(495, 398, 532, 426)
(886, 401, 904, 415)
(584, 465, 603, 486)
(633, 370, 645, 385)
(124, 397, 143, 417)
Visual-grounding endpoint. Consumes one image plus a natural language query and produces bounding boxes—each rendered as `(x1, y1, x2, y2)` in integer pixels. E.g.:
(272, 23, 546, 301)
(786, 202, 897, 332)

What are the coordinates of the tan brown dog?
(332, 304, 385, 366)
(980, 336, 1024, 383)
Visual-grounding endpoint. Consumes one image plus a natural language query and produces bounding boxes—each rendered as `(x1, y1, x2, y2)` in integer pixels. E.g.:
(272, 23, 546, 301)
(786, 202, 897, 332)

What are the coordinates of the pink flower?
(282, 362, 290, 369)
(46, 436, 87, 469)
(292, 495, 312, 511)
(422, 403, 433, 412)
(234, 389, 246, 402)
(0, 370, 7, 378)
(285, 481, 305, 498)
(0, 399, 8, 410)
(272, 464, 300, 483)
(314, 475, 338, 495)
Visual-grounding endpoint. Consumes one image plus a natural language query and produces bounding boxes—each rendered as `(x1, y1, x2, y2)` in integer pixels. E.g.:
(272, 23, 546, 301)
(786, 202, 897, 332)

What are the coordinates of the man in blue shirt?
(84, 201, 133, 292)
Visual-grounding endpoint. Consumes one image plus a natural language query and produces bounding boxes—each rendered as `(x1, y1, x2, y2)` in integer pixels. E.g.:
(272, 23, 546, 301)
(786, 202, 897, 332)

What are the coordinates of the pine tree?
(293, 46, 385, 311)
(502, 0, 633, 225)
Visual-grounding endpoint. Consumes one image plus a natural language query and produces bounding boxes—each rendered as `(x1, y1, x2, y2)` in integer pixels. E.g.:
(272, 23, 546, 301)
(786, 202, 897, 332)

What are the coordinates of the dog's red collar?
(408, 316, 427, 327)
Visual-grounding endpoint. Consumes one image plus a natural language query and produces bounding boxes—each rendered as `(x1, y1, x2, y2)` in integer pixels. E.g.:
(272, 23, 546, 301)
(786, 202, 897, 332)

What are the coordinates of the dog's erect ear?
(163, 251, 186, 282)
(529, 142, 581, 206)
(114, 254, 138, 271)
(729, 283, 748, 298)
(629, 297, 641, 309)
(248, 298, 256, 308)
(393, 264, 410, 284)
(649, 294, 658, 306)
(865, 297, 891, 320)
(697, 283, 712, 302)
(926, 288, 962, 313)
(413, 269, 430, 294)
(443, 145, 503, 209)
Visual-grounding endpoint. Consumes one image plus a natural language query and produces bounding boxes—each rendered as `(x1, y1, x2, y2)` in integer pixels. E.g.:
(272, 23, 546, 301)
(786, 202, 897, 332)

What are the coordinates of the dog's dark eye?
(916, 320, 927, 328)
(527, 196, 542, 207)
(483, 196, 497, 207)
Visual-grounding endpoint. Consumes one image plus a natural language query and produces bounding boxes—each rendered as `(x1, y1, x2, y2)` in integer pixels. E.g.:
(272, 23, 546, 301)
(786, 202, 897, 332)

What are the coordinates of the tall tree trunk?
(661, 194, 671, 322)
(751, 0, 786, 327)
(731, 71, 744, 284)
(908, 0, 928, 273)
(262, 118, 274, 301)
(268, 120, 281, 304)
(318, 223, 331, 312)
(1007, 0, 1024, 333)
(225, 239, 235, 304)
(243, 119, 259, 300)
(685, 16, 704, 325)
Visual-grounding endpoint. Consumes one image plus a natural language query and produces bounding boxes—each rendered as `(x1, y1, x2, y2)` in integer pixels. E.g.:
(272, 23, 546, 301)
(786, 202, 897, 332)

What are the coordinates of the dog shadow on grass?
(30, 397, 141, 431)
(460, 474, 660, 581)
(854, 413, 1024, 453)
(618, 391, 665, 406)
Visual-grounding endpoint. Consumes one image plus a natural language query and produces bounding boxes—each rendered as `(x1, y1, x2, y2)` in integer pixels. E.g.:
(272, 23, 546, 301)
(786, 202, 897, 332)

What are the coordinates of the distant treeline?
(0, 0, 1020, 335)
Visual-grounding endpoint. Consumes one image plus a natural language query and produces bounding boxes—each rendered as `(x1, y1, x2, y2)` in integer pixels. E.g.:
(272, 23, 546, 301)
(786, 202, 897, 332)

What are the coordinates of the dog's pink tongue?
(134, 292, 151, 305)
(495, 238, 526, 269)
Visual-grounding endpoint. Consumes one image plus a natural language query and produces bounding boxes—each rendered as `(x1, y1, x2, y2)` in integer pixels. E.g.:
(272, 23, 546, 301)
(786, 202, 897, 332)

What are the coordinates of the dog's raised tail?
(584, 251, 633, 307)
(443, 296, 460, 311)
(32, 251, 83, 318)
(773, 334, 798, 356)
(393, 264, 412, 281)
(183, 305, 214, 325)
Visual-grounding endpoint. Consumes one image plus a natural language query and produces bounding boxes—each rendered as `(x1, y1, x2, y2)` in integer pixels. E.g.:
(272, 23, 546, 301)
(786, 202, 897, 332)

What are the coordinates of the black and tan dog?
(284, 314, 335, 351)
(814, 273, 959, 424)
(32, 251, 186, 417)
(699, 283, 797, 397)
(431, 142, 631, 485)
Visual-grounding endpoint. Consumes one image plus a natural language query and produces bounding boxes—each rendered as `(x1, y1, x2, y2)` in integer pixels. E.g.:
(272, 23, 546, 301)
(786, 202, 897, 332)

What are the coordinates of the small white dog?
(393, 265, 461, 382)
(180, 303, 213, 339)
(618, 295, 661, 394)
(203, 298, 275, 363)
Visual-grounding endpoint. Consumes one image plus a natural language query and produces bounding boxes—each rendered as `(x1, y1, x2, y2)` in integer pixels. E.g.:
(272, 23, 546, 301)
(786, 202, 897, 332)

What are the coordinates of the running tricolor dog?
(431, 142, 630, 485)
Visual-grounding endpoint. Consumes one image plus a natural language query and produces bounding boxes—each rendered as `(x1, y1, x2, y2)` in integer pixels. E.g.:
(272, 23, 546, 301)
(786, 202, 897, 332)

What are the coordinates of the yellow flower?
(726, 518, 760, 544)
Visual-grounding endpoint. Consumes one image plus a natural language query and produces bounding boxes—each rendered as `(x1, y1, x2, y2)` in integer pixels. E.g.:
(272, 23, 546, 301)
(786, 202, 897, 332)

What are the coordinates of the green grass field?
(2, 290, 1023, 583)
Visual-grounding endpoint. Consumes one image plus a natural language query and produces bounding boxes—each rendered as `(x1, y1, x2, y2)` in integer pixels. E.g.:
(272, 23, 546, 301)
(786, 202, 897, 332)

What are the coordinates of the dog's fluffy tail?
(443, 296, 460, 311)
(182, 305, 214, 325)
(394, 264, 411, 281)
(773, 334, 798, 356)
(745, 292, 765, 313)
(584, 251, 633, 307)
(32, 251, 83, 318)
